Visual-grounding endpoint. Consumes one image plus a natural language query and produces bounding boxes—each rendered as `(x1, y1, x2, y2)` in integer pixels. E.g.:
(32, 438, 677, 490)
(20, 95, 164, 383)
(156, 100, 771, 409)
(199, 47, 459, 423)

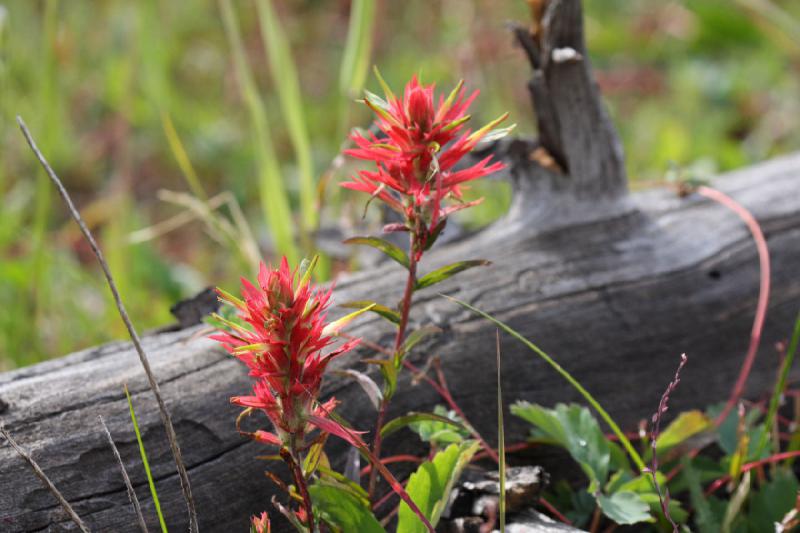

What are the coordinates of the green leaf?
(125, 385, 168, 533)
(416, 260, 490, 290)
(747, 467, 799, 531)
(654, 409, 711, 456)
(399, 326, 441, 359)
(341, 300, 401, 325)
(722, 471, 750, 533)
(475, 124, 517, 147)
(363, 358, 398, 399)
(332, 369, 382, 410)
(682, 455, 721, 533)
(381, 411, 469, 439)
(397, 441, 480, 533)
(309, 483, 384, 533)
(596, 491, 652, 525)
(511, 402, 612, 492)
(344, 236, 409, 269)
(407, 405, 471, 446)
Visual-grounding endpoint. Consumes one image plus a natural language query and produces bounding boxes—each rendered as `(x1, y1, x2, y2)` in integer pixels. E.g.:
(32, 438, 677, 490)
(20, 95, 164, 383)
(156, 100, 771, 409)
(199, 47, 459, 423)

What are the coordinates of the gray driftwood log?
(2, 0, 800, 531)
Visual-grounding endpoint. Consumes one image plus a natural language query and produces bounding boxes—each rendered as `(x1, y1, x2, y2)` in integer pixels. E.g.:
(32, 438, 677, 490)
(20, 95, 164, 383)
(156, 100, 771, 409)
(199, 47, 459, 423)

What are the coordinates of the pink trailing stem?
(695, 186, 771, 426)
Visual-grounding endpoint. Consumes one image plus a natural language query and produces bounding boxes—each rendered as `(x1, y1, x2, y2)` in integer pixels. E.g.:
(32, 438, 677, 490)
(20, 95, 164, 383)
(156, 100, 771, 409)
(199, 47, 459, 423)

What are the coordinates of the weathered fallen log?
(2, 1, 799, 531)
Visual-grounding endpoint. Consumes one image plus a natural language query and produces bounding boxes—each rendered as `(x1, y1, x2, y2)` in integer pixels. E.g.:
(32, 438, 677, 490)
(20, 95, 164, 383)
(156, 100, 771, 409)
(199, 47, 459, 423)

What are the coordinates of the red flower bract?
(211, 258, 359, 445)
(342, 75, 509, 248)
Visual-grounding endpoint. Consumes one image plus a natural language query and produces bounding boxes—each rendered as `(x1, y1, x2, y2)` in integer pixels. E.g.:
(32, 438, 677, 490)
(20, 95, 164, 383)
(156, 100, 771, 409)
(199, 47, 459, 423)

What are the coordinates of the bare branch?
(0, 425, 90, 532)
(16, 116, 199, 533)
(98, 416, 149, 533)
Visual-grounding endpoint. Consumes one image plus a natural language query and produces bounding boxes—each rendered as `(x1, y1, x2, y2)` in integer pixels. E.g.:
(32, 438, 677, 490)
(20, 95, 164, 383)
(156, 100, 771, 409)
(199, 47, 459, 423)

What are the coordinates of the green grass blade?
(339, 0, 376, 98)
(443, 294, 647, 472)
(161, 112, 207, 201)
(496, 331, 506, 533)
(756, 311, 800, 457)
(125, 385, 168, 533)
(255, 0, 316, 232)
(218, 0, 298, 265)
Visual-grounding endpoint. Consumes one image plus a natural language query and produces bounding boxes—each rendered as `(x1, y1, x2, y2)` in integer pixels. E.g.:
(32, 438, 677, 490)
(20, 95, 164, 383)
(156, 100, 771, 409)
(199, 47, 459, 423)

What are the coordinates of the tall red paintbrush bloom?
(342, 73, 511, 254)
(211, 257, 365, 446)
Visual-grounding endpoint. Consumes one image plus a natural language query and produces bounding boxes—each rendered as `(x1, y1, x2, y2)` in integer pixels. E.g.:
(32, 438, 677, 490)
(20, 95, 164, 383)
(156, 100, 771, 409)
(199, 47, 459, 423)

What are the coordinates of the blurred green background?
(1, 0, 798, 369)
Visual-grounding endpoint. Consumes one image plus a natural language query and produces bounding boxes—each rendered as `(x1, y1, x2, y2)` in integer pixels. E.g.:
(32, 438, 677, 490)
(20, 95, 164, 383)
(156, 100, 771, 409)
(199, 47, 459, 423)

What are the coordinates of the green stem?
(444, 295, 648, 473)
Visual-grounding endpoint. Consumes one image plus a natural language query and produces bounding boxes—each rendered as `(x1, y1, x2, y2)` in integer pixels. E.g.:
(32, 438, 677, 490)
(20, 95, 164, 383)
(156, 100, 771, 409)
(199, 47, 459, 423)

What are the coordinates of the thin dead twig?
(16, 116, 199, 533)
(98, 416, 149, 533)
(0, 425, 90, 532)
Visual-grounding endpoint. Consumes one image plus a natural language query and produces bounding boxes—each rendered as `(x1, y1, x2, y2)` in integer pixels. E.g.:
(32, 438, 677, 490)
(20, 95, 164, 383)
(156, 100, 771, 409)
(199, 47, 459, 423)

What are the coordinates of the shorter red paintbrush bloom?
(250, 512, 271, 533)
(211, 258, 360, 446)
(342, 74, 510, 250)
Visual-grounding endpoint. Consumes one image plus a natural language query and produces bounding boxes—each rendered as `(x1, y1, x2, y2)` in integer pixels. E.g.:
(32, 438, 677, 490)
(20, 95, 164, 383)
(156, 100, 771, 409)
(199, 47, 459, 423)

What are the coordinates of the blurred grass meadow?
(1, 0, 798, 368)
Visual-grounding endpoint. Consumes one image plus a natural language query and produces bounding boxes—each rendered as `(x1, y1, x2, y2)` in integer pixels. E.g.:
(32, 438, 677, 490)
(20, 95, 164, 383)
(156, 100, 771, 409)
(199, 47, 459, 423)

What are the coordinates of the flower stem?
(368, 230, 419, 500)
(282, 443, 315, 532)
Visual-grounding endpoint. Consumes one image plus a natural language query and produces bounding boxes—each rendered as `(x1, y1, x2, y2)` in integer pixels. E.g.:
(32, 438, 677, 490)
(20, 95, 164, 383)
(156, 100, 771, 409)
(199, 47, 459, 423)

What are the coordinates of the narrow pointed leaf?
(400, 326, 442, 357)
(125, 386, 168, 533)
(344, 236, 410, 269)
(363, 358, 398, 398)
(332, 369, 382, 410)
(416, 260, 490, 290)
(381, 412, 469, 439)
(322, 304, 375, 336)
(341, 300, 401, 325)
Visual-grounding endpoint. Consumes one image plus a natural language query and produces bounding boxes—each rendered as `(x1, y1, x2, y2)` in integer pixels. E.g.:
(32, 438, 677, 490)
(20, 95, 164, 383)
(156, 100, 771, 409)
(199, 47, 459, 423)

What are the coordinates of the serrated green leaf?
(511, 402, 612, 492)
(341, 300, 401, 325)
(682, 455, 721, 533)
(397, 441, 480, 533)
(416, 260, 490, 290)
(747, 467, 799, 531)
(344, 236, 409, 269)
(596, 491, 652, 525)
(310, 483, 384, 533)
(381, 411, 468, 439)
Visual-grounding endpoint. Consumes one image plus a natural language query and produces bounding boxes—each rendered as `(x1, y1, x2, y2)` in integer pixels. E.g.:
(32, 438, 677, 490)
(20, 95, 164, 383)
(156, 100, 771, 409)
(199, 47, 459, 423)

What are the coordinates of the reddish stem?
(368, 231, 419, 500)
(705, 450, 800, 495)
(697, 186, 771, 426)
(404, 359, 500, 463)
(360, 454, 425, 477)
(281, 445, 315, 532)
(538, 496, 573, 525)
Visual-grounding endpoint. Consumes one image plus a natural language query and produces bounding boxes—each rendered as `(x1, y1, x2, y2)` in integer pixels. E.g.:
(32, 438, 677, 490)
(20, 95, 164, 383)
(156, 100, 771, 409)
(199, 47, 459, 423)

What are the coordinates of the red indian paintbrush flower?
(211, 257, 367, 446)
(250, 512, 271, 533)
(342, 73, 511, 253)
